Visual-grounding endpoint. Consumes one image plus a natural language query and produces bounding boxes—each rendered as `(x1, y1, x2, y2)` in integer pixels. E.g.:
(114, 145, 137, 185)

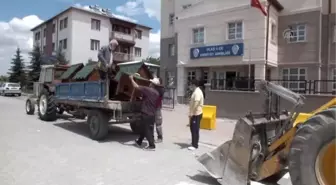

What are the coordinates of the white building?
(161, 0, 335, 101)
(31, 6, 151, 64)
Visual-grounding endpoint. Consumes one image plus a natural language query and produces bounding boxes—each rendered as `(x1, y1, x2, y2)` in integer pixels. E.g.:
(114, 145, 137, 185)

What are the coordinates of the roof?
(114, 61, 145, 81)
(72, 63, 97, 80)
(31, 6, 152, 31)
(60, 63, 84, 80)
(144, 62, 160, 68)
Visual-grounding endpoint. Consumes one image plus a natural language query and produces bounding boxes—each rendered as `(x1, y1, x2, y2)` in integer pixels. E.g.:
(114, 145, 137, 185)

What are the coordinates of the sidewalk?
(160, 104, 237, 148)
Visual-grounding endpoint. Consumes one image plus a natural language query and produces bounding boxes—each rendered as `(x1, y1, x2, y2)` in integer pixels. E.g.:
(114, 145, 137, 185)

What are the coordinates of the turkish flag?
(251, 0, 267, 16)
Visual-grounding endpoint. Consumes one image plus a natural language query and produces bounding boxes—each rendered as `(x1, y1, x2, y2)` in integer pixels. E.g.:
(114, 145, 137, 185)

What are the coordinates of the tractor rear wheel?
(37, 89, 57, 121)
(289, 107, 336, 185)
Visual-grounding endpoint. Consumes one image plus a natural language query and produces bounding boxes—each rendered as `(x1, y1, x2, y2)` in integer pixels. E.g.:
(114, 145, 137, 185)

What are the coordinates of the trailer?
(25, 61, 157, 141)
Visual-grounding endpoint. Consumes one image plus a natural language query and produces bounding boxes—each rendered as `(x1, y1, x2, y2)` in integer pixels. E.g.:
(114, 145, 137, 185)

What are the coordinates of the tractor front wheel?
(26, 99, 35, 115)
(289, 107, 336, 185)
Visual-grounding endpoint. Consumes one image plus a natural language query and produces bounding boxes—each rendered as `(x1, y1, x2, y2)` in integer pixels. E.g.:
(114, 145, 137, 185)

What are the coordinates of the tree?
(141, 57, 160, 65)
(8, 48, 26, 85)
(55, 47, 69, 65)
(28, 45, 42, 82)
(0, 75, 8, 82)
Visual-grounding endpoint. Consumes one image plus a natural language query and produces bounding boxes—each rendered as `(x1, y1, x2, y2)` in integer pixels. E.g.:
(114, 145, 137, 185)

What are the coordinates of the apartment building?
(161, 0, 336, 101)
(31, 6, 151, 64)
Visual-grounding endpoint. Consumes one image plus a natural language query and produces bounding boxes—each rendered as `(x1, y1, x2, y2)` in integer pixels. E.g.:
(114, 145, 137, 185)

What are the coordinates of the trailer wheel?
(26, 99, 35, 115)
(289, 107, 336, 185)
(87, 110, 109, 141)
(37, 89, 57, 121)
(130, 121, 142, 134)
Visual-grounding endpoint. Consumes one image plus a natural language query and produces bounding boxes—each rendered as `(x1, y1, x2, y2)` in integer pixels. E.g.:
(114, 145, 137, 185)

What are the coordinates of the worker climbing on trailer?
(97, 39, 119, 79)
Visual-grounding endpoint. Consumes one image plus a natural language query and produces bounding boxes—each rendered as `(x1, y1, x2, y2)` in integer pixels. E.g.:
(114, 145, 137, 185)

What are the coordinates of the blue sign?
(190, 43, 244, 59)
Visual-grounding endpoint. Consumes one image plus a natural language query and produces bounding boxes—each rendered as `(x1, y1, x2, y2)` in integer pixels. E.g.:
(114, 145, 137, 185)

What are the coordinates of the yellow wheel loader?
(198, 80, 335, 185)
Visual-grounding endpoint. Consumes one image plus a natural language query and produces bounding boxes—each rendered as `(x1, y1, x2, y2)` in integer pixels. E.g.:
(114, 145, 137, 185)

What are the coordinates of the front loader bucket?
(197, 118, 255, 185)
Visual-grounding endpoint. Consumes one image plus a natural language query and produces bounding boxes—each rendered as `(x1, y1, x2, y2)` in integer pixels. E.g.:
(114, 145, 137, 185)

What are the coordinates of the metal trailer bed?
(54, 80, 142, 140)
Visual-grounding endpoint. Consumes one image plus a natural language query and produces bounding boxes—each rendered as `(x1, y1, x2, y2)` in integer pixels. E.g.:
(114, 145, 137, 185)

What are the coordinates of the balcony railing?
(110, 31, 135, 43)
(207, 78, 336, 94)
(113, 52, 134, 62)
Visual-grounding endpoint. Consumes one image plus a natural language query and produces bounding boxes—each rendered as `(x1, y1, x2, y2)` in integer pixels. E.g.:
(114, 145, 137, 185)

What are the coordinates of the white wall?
(70, 9, 110, 64)
(57, 12, 72, 61)
(278, 0, 321, 15)
(175, 3, 269, 67)
(161, 0, 204, 39)
(134, 26, 150, 60)
(161, 0, 175, 39)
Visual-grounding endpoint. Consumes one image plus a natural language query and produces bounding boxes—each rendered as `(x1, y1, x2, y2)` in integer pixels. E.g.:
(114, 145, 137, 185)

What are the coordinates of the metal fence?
(210, 78, 336, 94)
(162, 87, 175, 109)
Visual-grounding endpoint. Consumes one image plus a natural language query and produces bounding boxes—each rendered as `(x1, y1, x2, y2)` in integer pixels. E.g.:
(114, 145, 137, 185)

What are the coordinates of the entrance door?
(226, 71, 236, 89)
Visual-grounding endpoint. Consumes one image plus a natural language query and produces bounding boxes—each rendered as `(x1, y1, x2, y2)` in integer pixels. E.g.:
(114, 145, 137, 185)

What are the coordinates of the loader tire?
(289, 107, 336, 185)
(87, 110, 109, 141)
(37, 89, 57, 121)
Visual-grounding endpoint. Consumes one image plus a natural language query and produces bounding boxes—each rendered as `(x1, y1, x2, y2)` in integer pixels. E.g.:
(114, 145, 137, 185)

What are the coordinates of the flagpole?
(265, 1, 271, 81)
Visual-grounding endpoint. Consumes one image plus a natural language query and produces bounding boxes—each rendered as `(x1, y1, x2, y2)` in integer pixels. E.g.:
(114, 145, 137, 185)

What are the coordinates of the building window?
(90, 39, 100, 50)
(60, 19, 63, 30)
(52, 24, 55, 33)
(64, 17, 68, 29)
(52, 43, 55, 51)
(203, 71, 209, 83)
(43, 28, 46, 38)
(135, 29, 142, 39)
(35, 32, 40, 40)
(187, 71, 196, 84)
(91, 19, 101, 31)
(169, 13, 175, 25)
(282, 68, 306, 92)
(60, 18, 68, 30)
(289, 24, 306, 42)
(271, 23, 277, 43)
(43, 45, 46, 52)
(228, 21, 243, 40)
(193, 27, 204, 44)
(63, 39, 67, 49)
(332, 68, 336, 91)
(135, 47, 142, 57)
(59, 39, 67, 50)
(169, 44, 175, 56)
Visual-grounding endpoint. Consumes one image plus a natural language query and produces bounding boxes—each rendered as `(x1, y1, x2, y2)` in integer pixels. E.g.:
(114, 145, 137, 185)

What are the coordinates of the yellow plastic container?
(200, 105, 217, 130)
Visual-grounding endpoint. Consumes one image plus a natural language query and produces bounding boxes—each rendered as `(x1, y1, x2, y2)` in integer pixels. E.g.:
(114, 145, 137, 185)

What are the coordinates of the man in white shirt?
(188, 79, 204, 150)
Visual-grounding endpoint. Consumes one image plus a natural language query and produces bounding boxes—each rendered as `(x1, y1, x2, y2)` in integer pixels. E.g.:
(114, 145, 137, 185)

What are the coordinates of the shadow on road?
(187, 172, 220, 185)
(53, 120, 138, 143)
(174, 142, 190, 149)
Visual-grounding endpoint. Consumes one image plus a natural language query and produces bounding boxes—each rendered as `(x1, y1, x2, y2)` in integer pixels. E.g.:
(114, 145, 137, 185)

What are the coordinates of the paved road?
(0, 96, 291, 185)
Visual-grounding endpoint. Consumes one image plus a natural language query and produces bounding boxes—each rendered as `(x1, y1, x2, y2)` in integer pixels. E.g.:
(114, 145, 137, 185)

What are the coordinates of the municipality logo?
(231, 44, 239, 55)
(192, 48, 200, 58)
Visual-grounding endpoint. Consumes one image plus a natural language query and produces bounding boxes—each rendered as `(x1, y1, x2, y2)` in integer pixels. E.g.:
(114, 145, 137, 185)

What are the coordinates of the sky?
(0, 0, 161, 75)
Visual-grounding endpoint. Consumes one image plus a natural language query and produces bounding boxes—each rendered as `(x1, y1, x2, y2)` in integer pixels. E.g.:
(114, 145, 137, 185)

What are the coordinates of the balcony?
(110, 31, 135, 45)
(114, 52, 134, 62)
